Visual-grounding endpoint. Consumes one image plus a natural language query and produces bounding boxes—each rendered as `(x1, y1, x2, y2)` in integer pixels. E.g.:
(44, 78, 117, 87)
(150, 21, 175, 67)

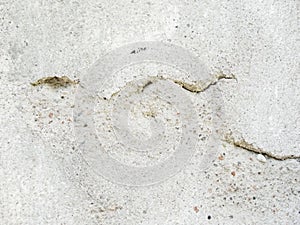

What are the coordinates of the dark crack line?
(105, 72, 236, 99)
(224, 135, 300, 161)
(173, 72, 237, 93)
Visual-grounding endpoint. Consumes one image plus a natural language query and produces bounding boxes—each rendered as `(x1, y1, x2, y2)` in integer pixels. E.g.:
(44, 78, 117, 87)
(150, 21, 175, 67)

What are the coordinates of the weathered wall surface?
(0, 0, 299, 224)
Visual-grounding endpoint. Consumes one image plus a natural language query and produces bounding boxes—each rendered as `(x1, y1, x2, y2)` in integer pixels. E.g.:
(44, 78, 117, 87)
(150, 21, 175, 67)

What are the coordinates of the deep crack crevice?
(31, 76, 79, 88)
(224, 134, 300, 161)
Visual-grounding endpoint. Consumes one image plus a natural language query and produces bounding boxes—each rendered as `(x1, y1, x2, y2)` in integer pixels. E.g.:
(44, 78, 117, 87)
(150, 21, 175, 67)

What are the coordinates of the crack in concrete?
(105, 72, 236, 99)
(173, 72, 236, 93)
(224, 133, 300, 161)
(99, 74, 298, 162)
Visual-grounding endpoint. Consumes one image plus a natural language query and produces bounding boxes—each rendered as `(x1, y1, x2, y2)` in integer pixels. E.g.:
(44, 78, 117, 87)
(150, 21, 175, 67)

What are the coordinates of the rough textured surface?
(0, 0, 299, 224)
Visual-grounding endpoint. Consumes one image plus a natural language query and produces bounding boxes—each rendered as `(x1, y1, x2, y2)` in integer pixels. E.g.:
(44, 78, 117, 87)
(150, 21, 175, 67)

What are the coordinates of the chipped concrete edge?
(223, 132, 300, 161)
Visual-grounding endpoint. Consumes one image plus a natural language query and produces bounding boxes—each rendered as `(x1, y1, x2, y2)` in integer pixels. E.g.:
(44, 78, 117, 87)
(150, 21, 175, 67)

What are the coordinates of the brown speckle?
(218, 155, 224, 160)
(48, 112, 53, 118)
(193, 206, 199, 213)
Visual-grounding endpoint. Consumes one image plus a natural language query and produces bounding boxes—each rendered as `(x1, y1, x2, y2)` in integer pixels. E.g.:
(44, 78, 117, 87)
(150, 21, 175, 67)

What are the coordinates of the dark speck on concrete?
(130, 47, 146, 54)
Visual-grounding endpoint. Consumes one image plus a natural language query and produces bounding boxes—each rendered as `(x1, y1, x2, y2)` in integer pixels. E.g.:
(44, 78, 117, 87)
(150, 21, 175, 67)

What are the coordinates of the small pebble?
(257, 154, 266, 163)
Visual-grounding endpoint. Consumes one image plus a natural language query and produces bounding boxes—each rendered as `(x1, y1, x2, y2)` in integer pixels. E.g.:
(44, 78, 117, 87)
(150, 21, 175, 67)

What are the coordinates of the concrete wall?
(0, 0, 299, 224)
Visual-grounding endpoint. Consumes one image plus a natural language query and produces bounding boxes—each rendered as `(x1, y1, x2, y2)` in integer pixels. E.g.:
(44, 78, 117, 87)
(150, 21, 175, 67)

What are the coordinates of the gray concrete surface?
(0, 0, 299, 224)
